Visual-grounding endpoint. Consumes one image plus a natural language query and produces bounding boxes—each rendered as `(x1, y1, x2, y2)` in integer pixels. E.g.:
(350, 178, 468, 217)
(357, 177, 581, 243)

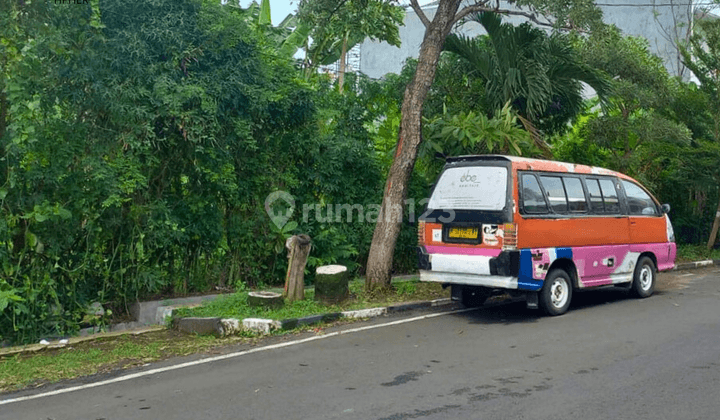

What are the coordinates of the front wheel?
(539, 269, 573, 316)
(631, 256, 656, 298)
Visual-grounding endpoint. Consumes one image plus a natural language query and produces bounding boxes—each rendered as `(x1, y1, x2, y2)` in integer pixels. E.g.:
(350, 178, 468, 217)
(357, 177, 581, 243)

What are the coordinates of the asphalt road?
(3, 266, 720, 420)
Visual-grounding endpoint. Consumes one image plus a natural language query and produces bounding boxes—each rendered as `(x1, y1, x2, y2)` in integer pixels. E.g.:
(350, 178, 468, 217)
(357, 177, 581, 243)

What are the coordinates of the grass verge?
(173, 278, 447, 321)
(676, 244, 720, 263)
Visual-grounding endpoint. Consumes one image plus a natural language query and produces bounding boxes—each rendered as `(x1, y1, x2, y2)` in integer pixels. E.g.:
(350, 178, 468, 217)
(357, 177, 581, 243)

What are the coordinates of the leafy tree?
(425, 102, 537, 156)
(0, 0, 315, 343)
(296, 0, 404, 89)
(0, 0, 392, 344)
(680, 17, 720, 248)
(574, 26, 691, 174)
(553, 28, 697, 240)
(443, 12, 609, 137)
(365, 0, 606, 290)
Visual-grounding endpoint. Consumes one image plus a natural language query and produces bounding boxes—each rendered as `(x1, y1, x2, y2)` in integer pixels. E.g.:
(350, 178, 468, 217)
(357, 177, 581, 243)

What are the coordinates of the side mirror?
(661, 203, 671, 214)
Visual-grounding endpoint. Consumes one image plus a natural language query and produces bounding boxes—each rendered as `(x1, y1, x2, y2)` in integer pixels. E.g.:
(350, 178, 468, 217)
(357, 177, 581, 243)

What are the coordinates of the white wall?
(358, 0, 693, 80)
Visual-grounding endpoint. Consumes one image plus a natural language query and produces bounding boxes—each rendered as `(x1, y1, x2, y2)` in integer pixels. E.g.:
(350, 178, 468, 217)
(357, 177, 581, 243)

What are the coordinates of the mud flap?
(451, 284, 463, 301)
(526, 291, 539, 310)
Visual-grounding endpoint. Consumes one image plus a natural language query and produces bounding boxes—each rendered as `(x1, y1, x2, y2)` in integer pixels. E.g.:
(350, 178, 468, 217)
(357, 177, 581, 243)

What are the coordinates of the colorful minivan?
(417, 155, 676, 315)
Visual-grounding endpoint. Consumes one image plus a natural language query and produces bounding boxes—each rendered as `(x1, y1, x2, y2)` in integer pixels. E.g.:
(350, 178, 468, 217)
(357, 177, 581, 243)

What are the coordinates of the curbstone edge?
(174, 296, 459, 337)
(175, 317, 222, 336)
(674, 260, 718, 271)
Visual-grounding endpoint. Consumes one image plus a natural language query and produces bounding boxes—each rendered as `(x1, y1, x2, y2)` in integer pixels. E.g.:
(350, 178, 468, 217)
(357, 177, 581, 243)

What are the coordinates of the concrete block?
(107, 321, 144, 333)
(297, 314, 324, 326)
(129, 300, 160, 325)
(219, 318, 242, 337)
(341, 307, 387, 319)
(156, 307, 175, 324)
(176, 317, 222, 336)
(131, 294, 225, 325)
(387, 301, 431, 313)
(242, 318, 280, 334)
(675, 260, 719, 271)
(430, 298, 452, 307)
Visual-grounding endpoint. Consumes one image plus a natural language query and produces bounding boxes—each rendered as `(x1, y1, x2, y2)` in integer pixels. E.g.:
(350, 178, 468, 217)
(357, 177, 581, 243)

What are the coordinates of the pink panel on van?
(571, 245, 631, 287)
(630, 242, 676, 271)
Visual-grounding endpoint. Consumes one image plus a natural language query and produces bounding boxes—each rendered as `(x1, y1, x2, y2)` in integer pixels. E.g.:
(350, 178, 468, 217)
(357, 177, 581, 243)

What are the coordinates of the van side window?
(563, 177, 587, 213)
(622, 180, 658, 216)
(598, 179, 620, 214)
(585, 179, 604, 213)
(540, 176, 568, 213)
(521, 174, 548, 213)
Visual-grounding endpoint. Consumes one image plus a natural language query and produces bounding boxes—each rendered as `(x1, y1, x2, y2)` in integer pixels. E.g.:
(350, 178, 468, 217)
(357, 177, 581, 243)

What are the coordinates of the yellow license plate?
(448, 227, 479, 239)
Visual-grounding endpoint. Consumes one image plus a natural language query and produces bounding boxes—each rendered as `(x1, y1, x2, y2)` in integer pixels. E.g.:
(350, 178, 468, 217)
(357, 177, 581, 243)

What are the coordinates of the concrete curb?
(674, 260, 720, 271)
(174, 298, 454, 337)
(0, 325, 165, 357)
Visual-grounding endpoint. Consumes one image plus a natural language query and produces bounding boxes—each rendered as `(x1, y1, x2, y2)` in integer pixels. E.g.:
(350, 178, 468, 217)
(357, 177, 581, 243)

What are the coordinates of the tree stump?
(247, 291, 283, 309)
(314, 265, 349, 304)
(283, 234, 312, 302)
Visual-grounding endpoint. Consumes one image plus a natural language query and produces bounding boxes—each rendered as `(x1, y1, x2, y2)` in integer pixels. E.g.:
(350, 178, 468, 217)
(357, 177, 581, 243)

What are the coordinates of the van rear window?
(428, 166, 508, 211)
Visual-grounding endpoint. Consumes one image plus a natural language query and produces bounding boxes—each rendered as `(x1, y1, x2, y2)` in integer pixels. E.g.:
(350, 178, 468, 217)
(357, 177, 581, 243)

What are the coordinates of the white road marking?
(679, 273, 695, 277)
(0, 307, 475, 406)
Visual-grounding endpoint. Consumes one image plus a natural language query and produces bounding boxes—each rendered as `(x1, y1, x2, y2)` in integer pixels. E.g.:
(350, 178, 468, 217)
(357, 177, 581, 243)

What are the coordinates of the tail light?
(503, 223, 517, 250)
(418, 220, 426, 245)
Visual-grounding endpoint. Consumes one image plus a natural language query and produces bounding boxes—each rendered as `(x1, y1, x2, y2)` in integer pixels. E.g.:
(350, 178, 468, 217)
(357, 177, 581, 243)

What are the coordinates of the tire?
(631, 256, 656, 298)
(539, 269, 573, 316)
(460, 286, 490, 308)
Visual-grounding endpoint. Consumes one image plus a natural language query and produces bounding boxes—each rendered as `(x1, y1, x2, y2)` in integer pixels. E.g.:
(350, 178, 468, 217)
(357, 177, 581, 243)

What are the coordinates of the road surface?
(3, 266, 720, 419)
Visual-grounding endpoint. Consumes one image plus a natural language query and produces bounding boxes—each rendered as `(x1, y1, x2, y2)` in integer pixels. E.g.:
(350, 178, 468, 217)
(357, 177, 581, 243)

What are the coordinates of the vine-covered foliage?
(0, 0, 381, 344)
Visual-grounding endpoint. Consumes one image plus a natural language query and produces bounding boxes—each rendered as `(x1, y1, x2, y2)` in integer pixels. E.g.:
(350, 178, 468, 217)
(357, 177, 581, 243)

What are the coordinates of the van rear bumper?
(419, 270, 518, 289)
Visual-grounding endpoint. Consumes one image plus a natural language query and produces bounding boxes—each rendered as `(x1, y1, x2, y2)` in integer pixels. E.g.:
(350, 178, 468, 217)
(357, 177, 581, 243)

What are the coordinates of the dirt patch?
(656, 267, 717, 292)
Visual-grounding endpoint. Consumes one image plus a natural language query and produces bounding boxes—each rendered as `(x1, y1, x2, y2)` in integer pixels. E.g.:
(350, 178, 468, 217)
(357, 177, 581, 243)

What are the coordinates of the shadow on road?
(570, 287, 636, 310)
(453, 301, 541, 325)
(449, 286, 656, 324)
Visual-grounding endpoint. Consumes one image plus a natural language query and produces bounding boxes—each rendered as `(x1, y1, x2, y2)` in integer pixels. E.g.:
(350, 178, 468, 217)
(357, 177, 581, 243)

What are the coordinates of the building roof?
(695, 9, 719, 20)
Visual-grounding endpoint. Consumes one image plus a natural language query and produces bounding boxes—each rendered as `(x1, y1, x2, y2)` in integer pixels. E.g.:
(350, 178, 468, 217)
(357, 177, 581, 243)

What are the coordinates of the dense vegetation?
(1, 0, 719, 344)
(0, 0, 388, 343)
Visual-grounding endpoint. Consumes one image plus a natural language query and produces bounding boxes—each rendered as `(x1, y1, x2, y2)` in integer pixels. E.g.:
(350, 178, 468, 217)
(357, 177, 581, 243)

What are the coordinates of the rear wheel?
(539, 269, 573, 316)
(631, 256, 656, 298)
(460, 286, 490, 308)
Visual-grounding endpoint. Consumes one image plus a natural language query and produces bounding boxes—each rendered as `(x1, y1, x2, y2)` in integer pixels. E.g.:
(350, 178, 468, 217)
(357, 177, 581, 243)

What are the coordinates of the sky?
(236, 0, 299, 25)
(238, 1, 720, 26)
(237, 1, 436, 26)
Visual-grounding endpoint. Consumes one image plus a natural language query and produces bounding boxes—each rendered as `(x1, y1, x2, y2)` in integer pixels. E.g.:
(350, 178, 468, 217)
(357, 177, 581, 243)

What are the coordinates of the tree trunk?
(284, 234, 312, 302)
(707, 197, 720, 250)
(338, 35, 348, 92)
(365, 0, 462, 291)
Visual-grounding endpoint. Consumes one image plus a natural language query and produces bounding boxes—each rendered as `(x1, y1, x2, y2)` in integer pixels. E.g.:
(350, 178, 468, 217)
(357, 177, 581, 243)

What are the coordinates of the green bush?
(0, 0, 383, 344)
